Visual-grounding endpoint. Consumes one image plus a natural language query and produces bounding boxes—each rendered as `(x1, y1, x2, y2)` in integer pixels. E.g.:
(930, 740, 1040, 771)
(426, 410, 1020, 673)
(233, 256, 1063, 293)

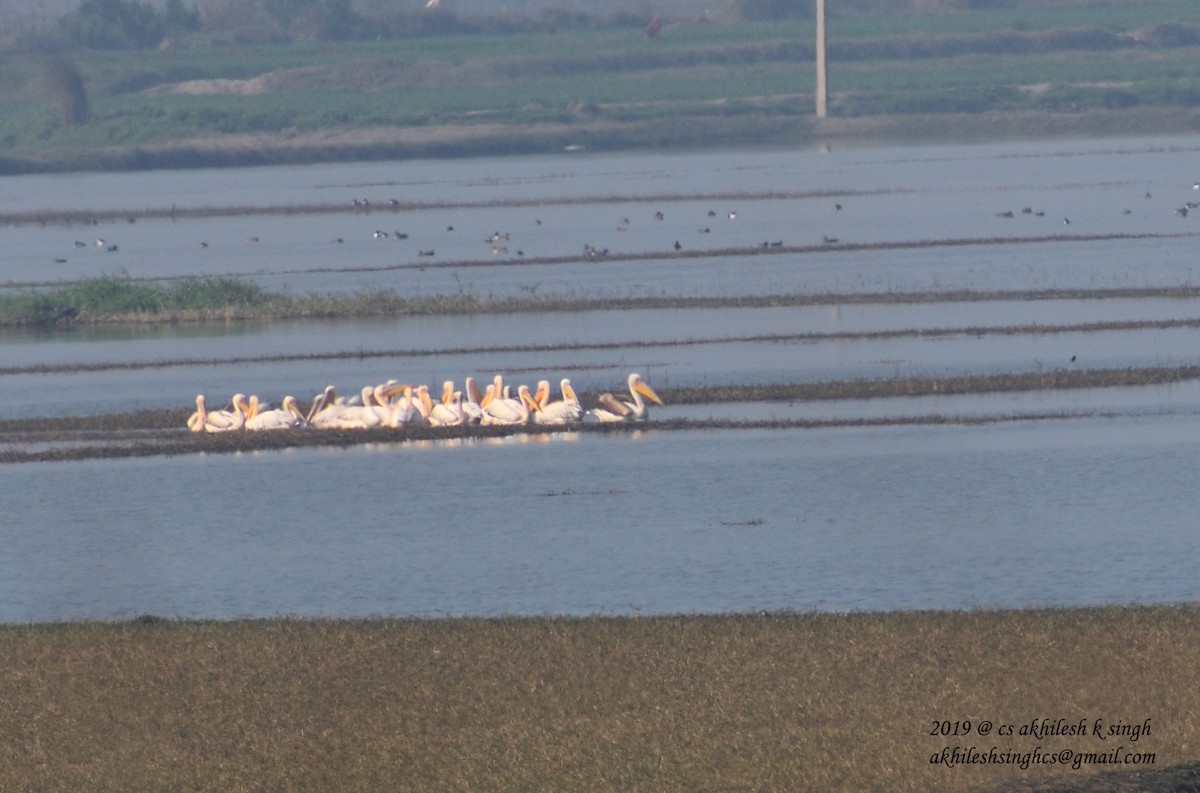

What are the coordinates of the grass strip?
(6, 275, 1200, 329)
(0, 607, 1196, 792)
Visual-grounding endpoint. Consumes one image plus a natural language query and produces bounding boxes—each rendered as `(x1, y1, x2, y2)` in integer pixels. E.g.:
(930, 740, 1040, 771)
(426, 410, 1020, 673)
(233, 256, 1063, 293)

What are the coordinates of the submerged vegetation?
(1, 607, 1197, 792)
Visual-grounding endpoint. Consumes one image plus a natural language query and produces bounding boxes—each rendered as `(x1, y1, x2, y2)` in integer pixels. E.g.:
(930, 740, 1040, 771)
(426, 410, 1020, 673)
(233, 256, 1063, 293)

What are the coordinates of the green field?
(4, 0, 1200, 172)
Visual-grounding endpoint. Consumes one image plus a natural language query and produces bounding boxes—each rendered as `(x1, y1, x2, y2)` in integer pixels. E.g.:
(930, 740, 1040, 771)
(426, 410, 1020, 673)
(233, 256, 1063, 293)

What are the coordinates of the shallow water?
(4, 137, 1200, 622)
(1, 314, 1195, 419)
(5, 137, 1200, 295)
(3, 415, 1198, 622)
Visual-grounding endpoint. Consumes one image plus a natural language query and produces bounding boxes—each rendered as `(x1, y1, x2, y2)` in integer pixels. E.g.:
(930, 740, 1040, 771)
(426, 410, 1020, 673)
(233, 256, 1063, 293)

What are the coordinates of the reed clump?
(0, 606, 1196, 792)
(0, 275, 272, 325)
(0, 276, 510, 326)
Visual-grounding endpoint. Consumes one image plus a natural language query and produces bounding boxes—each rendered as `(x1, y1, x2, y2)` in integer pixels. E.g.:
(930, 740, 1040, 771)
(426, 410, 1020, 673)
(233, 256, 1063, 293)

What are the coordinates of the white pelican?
(193, 393, 247, 432)
(187, 394, 207, 433)
(590, 373, 664, 422)
(532, 378, 583, 425)
(413, 385, 435, 422)
(311, 386, 391, 429)
(479, 374, 505, 409)
(429, 391, 466, 426)
(245, 396, 307, 431)
(464, 376, 483, 406)
(480, 383, 532, 425)
(306, 385, 339, 424)
(242, 394, 264, 419)
(373, 384, 428, 428)
(390, 387, 422, 427)
(461, 397, 483, 424)
(372, 381, 405, 410)
(459, 376, 483, 422)
(233, 393, 255, 415)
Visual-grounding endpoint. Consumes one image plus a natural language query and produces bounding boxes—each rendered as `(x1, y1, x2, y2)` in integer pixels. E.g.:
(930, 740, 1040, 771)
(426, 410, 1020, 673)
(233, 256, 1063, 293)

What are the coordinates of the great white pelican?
(245, 395, 307, 431)
(188, 393, 246, 432)
(481, 383, 533, 425)
(532, 378, 583, 425)
(590, 373, 664, 422)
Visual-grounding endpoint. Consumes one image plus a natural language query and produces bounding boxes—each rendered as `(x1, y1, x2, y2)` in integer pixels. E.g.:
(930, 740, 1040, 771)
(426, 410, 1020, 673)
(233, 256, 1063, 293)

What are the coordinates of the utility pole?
(815, 0, 827, 118)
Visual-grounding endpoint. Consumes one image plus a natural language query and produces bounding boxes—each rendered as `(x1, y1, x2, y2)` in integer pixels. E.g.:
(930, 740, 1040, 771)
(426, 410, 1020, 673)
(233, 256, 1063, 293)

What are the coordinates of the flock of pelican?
(187, 372, 664, 433)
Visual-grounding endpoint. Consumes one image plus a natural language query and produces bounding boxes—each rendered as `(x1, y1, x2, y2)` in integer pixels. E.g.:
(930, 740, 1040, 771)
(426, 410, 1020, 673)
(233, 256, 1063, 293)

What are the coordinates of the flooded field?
(3, 136, 1200, 622)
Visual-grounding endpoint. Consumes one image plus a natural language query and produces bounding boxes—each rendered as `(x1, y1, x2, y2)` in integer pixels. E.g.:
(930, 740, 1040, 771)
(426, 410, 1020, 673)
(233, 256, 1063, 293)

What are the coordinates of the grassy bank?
(4, 1, 1200, 173)
(1, 607, 1196, 792)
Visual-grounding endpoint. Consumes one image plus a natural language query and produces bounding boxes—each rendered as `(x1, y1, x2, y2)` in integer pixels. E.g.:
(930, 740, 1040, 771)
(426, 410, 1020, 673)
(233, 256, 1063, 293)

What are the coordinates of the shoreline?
(6, 107, 1200, 177)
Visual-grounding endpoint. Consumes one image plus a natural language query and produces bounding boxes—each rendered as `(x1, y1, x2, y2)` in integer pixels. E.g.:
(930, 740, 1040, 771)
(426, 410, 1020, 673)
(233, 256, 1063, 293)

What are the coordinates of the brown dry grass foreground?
(1, 607, 1198, 792)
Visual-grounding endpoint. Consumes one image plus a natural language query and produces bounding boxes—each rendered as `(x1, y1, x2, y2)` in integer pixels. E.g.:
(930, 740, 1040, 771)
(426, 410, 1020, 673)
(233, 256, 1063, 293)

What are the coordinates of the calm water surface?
(4, 137, 1200, 622)
(3, 416, 1197, 623)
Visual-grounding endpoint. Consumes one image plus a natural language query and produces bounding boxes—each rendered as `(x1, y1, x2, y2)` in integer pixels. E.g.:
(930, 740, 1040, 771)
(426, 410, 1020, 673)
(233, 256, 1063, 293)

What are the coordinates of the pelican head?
(307, 385, 337, 423)
(561, 378, 578, 402)
(187, 394, 207, 432)
(464, 376, 482, 406)
(281, 395, 305, 423)
(416, 384, 434, 417)
(630, 373, 664, 406)
(520, 384, 541, 412)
